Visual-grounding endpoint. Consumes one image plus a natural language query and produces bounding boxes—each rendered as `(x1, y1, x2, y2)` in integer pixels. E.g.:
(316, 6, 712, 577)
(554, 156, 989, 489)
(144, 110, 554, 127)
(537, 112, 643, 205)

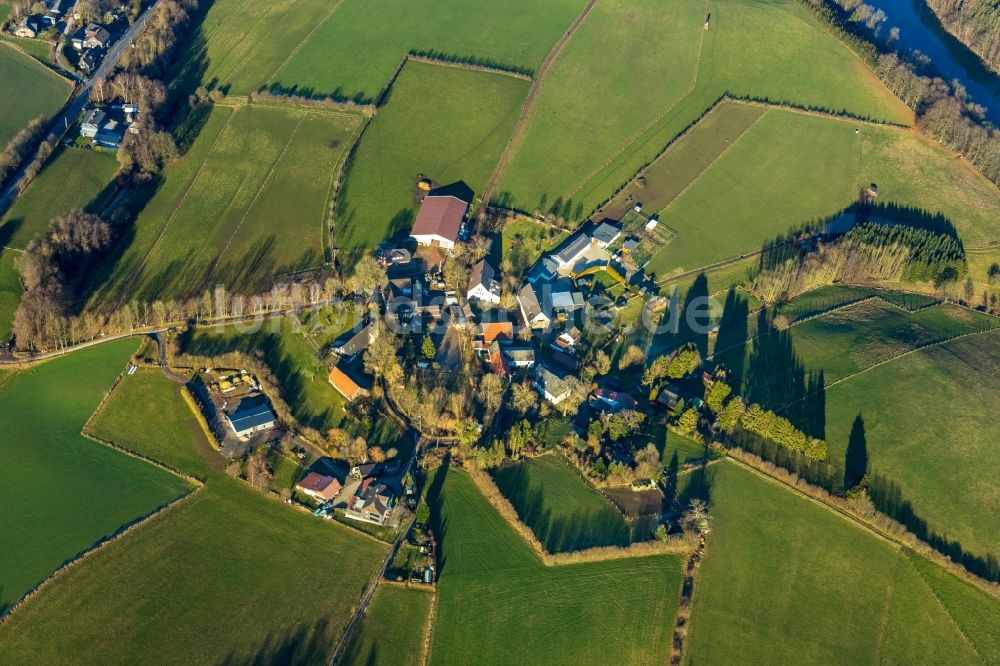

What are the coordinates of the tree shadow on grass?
(426, 457, 451, 578)
(217, 617, 332, 665)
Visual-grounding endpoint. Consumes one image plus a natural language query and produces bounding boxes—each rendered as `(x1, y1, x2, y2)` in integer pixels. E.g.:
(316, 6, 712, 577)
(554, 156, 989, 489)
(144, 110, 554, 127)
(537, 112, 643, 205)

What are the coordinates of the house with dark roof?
(296, 472, 342, 502)
(551, 232, 591, 269)
(527, 256, 559, 284)
(409, 181, 473, 251)
(534, 363, 572, 404)
(591, 220, 622, 247)
(332, 322, 378, 361)
(503, 345, 535, 369)
(80, 109, 106, 138)
(591, 388, 638, 413)
(467, 259, 501, 304)
(15, 16, 43, 38)
(82, 23, 110, 48)
(345, 482, 395, 525)
(225, 394, 276, 439)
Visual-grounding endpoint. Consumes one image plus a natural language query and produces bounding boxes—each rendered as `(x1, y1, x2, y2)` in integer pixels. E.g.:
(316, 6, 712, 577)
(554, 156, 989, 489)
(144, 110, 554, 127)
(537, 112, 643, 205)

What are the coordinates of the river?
(870, 0, 1000, 124)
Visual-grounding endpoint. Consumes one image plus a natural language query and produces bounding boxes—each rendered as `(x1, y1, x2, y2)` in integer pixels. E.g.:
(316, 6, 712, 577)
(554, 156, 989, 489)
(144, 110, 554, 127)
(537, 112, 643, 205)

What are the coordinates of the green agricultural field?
(272, 0, 585, 102)
(344, 585, 433, 666)
(683, 461, 986, 664)
(178, 318, 405, 448)
(88, 368, 221, 479)
(495, 0, 704, 214)
(0, 474, 388, 663)
(0, 43, 68, 148)
(784, 300, 999, 383)
(427, 466, 683, 664)
(93, 103, 361, 305)
(825, 329, 1000, 563)
(493, 454, 632, 552)
(639, 105, 1000, 280)
(500, 0, 911, 214)
(0, 249, 22, 340)
(334, 62, 527, 262)
(0, 340, 192, 612)
(0, 146, 119, 250)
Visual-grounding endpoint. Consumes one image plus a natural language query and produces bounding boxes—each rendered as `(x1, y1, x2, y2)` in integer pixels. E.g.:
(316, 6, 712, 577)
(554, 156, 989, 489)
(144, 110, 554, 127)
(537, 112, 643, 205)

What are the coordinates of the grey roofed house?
(551, 232, 591, 267)
(527, 256, 559, 283)
(467, 258, 501, 303)
(15, 15, 43, 37)
(79, 49, 101, 72)
(517, 283, 550, 328)
(226, 394, 277, 438)
(347, 481, 395, 525)
(591, 220, 622, 247)
(80, 109, 106, 138)
(503, 345, 535, 368)
(333, 322, 379, 360)
(533, 363, 571, 404)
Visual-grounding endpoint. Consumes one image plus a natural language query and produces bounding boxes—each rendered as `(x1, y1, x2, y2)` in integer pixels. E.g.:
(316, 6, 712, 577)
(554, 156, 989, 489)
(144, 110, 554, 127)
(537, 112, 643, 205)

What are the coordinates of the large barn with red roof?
(409, 181, 473, 251)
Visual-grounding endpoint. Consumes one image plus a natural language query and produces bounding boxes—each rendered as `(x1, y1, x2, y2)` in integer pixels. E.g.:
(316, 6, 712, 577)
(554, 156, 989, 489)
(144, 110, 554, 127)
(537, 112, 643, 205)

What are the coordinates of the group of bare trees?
(925, 0, 1000, 72)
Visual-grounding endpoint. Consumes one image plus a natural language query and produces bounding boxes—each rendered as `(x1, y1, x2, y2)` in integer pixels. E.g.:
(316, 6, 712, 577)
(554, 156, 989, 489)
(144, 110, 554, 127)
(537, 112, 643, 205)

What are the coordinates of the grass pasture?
(334, 62, 527, 261)
(88, 368, 221, 479)
(0, 146, 119, 250)
(683, 461, 986, 664)
(634, 104, 1000, 281)
(427, 466, 683, 665)
(344, 585, 434, 666)
(0, 42, 69, 149)
(0, 340, 192, 612)
(0, 475, 388, 663)
(272, 0, 586, 101)
(824, 329, 1000, 562)
(94, 103, 360, 305)
(500, 0, 911, 215)
(492, 454, 632, 552)
(0, 249, 22, 340)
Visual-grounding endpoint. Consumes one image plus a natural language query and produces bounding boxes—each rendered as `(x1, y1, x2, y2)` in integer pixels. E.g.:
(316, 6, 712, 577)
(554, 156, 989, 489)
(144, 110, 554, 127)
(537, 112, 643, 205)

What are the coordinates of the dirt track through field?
(477, 0, 600, 216)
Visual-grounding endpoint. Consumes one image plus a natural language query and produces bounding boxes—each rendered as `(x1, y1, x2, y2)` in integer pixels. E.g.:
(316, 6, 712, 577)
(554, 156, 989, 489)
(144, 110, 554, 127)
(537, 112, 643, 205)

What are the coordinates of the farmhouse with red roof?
(409, 181, 473, 251)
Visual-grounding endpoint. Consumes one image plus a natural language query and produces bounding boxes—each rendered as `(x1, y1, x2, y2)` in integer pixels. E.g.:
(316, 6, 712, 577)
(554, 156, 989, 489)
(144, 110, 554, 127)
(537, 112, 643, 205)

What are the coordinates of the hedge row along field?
(0, 43, 69, 149)
(427, 465, 683, 665)
(92, 103, 361, 306)
(683, 461, 996, 664)
(498, 0, 912, 215)
(0, 368, 389, 663)
(0, 340, 192, 613)
(334, 61, 527, 261)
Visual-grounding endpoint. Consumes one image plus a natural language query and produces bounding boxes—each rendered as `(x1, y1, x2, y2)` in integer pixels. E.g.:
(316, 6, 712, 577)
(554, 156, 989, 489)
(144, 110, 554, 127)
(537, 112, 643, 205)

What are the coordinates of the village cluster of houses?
(78, 102, 138, 149)
(11, 0, 65, 38)
(9, 0, 126, 75)
(296, 460, 406, 527)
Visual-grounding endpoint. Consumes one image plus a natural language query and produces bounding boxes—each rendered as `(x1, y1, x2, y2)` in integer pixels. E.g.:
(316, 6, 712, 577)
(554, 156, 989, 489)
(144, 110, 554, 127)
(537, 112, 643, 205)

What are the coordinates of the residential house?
(328, 365, 366, 401)
(351, 462, 381, 480)
(225, 394, 277, 439)
(517, 283, 550, 330)
(15, 16, 43, 38)
(82, 23, 110, 49)
(42, 0, 64, 26)
(553, 326, 581, 352)
(93, 117, 125, 148)
(466, 258, 501, 305)
(296, 472, 342, 502)
(550, 348, 579, 372)
(473, 321, 513, 354)
(527, 256, 558, 284)
(345, 482, 395, 525)
(380, 247, 412, 267)
(591, 220, 622, 247)
(534, 363, 571, 404)
(551, 232, 590, 270)
(503, 345, 535, 369)
(409, 181, 473, 251)
(545, 284, 584, 317)
(591, 388, 638, 413)
(79, 109, 106, 138)
(332, 322, 378, 362)
(656, 386, 681, 411)
(79, 48, 102, 73)
(489, 341, 509, 375)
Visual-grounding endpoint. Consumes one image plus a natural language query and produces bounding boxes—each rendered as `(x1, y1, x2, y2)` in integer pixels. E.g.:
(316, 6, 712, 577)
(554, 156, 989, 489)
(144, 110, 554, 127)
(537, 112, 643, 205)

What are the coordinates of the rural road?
(0, 0, 161, 215)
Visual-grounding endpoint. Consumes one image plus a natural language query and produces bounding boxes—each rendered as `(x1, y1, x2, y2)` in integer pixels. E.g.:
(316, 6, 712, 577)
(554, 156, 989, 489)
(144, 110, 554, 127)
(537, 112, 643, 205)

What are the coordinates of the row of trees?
(0, 117, 45, 189)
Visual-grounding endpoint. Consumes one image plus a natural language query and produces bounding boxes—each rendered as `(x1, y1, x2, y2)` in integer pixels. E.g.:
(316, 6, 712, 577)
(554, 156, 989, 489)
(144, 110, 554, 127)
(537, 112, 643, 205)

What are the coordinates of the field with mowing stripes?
(0, 340, 192, 613)
(825, 329, 1000, 562)
(0, 43, 69, 149)
(92, 103, 360, 305)
(493, 454, 632, 552)
(335, 62, 527, 261)
(0, 147, 119, 250)
(427, 466, 683, 665)
(500, 0, 911, 214)
(683, 461, 991, 664)
(344, 585, 434, 666)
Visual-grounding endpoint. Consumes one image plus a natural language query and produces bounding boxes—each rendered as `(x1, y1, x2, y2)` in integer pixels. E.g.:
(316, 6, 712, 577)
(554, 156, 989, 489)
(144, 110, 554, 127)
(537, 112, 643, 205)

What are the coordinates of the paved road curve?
(0, 0, 161, 215)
